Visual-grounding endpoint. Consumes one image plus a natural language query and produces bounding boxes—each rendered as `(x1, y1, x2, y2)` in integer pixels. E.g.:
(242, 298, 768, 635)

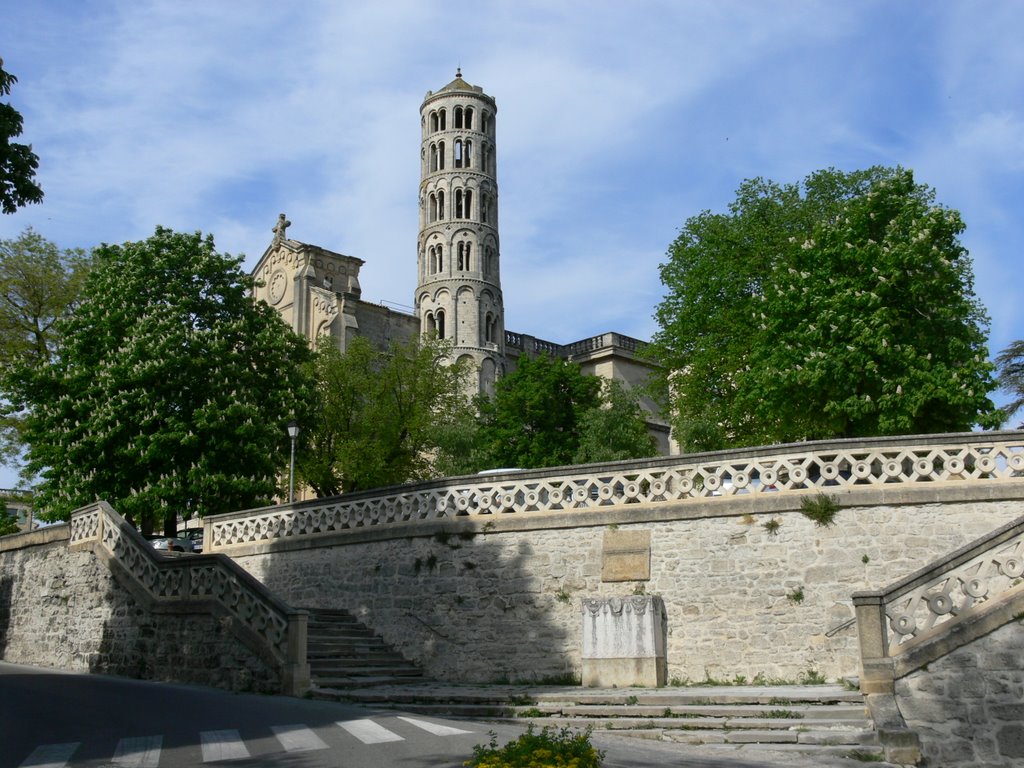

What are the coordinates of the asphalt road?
(1, 663, 896, 768)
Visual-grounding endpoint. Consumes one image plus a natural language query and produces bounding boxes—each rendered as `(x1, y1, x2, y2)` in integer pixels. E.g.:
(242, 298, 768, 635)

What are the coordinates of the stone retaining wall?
(896, 619, 1024, 766)
(0, 526, 281, 693)
(231, 486, 1024, 684)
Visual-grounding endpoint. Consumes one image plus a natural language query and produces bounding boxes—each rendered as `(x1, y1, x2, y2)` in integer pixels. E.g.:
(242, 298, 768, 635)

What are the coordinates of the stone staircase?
(303, 608, 425, 689)
(314, 681, 886, 760)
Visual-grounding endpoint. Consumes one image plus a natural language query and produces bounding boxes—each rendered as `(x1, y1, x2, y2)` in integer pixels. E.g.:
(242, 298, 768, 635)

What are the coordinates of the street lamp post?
(287, 420, 300, 504)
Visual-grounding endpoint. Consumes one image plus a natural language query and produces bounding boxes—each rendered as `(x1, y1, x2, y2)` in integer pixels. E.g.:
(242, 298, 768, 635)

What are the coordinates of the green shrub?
(465, 725, 604, 768)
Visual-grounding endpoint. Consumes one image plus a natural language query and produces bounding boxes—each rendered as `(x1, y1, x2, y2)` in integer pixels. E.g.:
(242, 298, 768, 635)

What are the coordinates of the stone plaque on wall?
(602, 530, 650, 582)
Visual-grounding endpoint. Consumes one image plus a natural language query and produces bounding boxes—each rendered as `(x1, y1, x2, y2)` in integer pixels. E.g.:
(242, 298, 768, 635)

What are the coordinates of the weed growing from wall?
(800, 493, 840, 526)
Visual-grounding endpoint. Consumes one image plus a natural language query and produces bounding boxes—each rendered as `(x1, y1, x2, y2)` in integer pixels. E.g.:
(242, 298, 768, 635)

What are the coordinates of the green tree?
(296, 335, 473, 495)
(475, 353, 603, 469)
(652, 167, 1000, 449)
(0, 228, 89, 367)
(996, 339, 1024, 427)
(574, 379, 658, 464)
(10, 227, 311, 530)
(0, 507, 18, 535)
(0, 59, 43, 214)
(0, 228, 90, 469)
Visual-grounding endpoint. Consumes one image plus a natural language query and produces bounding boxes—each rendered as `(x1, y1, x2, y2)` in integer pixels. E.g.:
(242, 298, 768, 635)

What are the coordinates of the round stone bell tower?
(416, 69, 504, 395)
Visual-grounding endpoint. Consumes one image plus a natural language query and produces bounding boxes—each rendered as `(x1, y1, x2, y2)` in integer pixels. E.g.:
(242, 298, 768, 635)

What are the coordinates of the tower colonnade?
(417, 69, 504, 396)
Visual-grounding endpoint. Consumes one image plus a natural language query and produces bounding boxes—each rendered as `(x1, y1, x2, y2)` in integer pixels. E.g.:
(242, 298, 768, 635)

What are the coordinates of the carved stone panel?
(602, 530, 651, 582)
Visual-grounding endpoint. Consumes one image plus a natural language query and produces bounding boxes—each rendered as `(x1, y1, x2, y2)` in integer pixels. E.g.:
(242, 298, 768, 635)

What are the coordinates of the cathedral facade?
(251, 71, 671, 453)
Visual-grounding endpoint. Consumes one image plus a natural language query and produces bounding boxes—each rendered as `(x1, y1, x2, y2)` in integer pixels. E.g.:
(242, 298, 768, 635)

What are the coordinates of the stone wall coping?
(0, 523, 69, 552)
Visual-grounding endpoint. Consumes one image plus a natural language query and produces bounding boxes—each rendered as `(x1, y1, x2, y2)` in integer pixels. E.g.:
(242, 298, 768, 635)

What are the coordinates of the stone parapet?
(206, 431, 1024, 554)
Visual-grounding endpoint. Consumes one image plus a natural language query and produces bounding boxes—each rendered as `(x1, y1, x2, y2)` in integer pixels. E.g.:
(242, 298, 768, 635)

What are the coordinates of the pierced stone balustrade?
(208, 431, 1024, 551)
(69, 501, 309, 695)
(853, 513, 1024, 694)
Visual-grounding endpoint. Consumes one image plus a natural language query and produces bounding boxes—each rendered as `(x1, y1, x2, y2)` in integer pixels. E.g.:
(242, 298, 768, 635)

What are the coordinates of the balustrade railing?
(70, 501, 309, 695)
(853, 510, 1024, 690)
(208, 432, 1024, 551)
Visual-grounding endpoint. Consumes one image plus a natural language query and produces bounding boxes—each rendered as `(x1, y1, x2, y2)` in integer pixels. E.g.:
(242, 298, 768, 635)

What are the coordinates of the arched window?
(436, 245, 443, 272)
(480, 193, 489, 223)
(455, 189, 463, 219)
(480, 145, 488, 175)
(430, 143, 438, 172)
(454, 139, 464, 168)
(429, 193, 437, 222)
(436, 190, 445, 220)
(457, 242, 465, 271)
(438, 109, 446, 131)
(437, 141, 445, 170)
(464, 140, 472, 168)
(454, 106, 463, 129)
(436, 309, 445, 339)
(430, 111, 439, 132)
(484, 312, 496, 343)
(465, 241, 472, 271)
(465, 107, 474, 130)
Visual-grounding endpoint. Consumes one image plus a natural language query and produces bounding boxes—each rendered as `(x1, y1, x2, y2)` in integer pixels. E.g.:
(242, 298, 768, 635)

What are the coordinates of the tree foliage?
(475, 353, 602, 469)
(651, 167, 1000, 450)
(0, 59, 43, 214)
(0, 228, 90, 467)
(10, 227, 311, 530)
(296, 335, 473, 495)
(996, 339, 1024, 428)
(0, 228, 90, 367)
(574, 379, 658, 464)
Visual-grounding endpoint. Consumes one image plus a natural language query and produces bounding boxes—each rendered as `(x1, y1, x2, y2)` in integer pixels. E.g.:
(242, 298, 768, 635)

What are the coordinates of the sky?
(2, 0, 1023, 486)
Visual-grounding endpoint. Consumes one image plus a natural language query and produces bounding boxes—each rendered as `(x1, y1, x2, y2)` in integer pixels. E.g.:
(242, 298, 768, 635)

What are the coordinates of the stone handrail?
(853, 512, 1024, 693)
(69, 501, 309, 695)
(209, 431, 1024, 550)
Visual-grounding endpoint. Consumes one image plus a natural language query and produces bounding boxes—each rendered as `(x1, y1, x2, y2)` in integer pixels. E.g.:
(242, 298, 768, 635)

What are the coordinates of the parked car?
(179, 527, 204, 553)
(144, 533, 194, 553)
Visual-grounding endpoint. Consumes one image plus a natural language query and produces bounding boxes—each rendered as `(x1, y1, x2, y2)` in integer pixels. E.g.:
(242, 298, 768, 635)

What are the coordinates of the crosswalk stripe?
(112, 736, 162, 767)
(18, 743, 79, 768)
(337, 719, 404, 744)
(271, 724, 329, 752)
(200, 730, 250, 762)
(396, 716, 474, 736)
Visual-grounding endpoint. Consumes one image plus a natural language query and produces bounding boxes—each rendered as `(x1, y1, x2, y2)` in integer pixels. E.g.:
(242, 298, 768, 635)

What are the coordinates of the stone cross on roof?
(272, 213, 291, 242)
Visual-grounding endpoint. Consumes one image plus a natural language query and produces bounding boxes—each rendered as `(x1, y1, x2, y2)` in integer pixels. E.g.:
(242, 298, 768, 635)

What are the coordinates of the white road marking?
(396, 716, 474, 736)
(271, 724, 329, 752)
(18, 743, 79, 768)
(200, 729, 250, 762)
(337, 719, 405, 744)
(112, 736, 162, 767)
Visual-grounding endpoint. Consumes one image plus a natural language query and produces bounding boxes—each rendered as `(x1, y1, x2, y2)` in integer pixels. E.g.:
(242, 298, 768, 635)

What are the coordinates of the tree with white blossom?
(10, 227, 311, 531)
(651, 167, 1001, 450)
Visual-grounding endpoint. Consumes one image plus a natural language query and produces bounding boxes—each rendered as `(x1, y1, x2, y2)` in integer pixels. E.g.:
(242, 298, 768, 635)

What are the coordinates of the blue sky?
(2, 1, 1023, 485)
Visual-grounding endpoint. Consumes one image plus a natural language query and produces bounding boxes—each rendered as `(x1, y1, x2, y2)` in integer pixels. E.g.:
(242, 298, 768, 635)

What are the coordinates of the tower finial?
(455, 66, 462, 78)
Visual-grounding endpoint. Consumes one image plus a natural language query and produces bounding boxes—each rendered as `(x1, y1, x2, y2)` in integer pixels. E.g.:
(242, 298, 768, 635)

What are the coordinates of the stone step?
(310, 674, 426, 690)
(521, 704, 869, 723)
(300, 607, 426, 692)
(517, 714, 872, 734)
(311, 663, 423, 671)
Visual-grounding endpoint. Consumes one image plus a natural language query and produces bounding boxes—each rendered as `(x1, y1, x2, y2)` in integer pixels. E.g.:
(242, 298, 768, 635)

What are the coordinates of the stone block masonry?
(896, 619, 1024, 767)
(0, 526, 281, 694)
(229, 491, 1023, 685)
